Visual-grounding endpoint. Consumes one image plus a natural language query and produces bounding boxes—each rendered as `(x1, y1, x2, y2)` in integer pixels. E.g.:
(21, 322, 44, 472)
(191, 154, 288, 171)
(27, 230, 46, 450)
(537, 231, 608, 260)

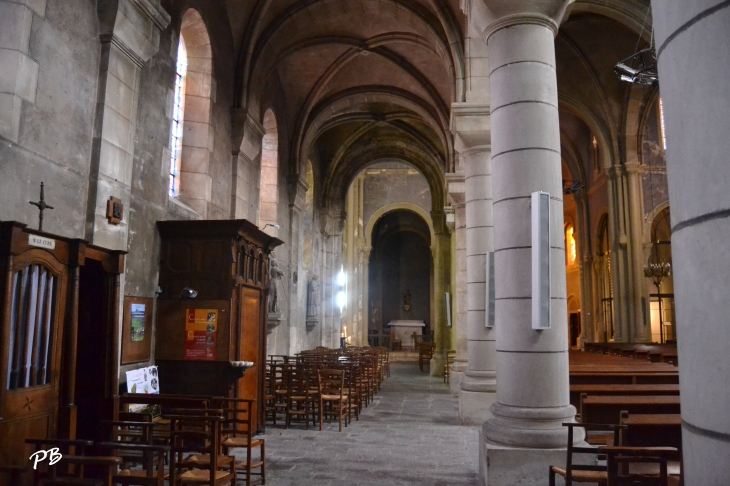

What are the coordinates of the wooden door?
(0, 249, 67, 482)
(238, 286, 261, 432)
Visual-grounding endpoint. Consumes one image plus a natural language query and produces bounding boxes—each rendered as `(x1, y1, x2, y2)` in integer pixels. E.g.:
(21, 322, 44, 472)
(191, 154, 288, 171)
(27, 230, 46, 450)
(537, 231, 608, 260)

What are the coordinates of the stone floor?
(251, 362, 480, 485)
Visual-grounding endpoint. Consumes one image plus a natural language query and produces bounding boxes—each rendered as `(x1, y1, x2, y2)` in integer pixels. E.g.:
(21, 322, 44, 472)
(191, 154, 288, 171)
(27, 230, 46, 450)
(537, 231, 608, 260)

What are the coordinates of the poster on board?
(125, 365, 160, 394)
(184, 309, 218, 360)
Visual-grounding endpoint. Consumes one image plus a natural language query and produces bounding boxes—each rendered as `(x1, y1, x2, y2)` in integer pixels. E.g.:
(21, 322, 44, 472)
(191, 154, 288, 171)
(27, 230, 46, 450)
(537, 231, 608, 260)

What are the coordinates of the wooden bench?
(570, 372, 679, 385)
(580, 395, 681, 425)
(620, 412, 682, 451)
(570, 384, 680, 413)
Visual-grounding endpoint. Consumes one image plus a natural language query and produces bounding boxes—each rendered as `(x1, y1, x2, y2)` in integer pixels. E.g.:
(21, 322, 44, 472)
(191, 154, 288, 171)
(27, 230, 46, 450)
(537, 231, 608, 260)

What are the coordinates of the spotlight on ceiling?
(179, 287, 198, 299)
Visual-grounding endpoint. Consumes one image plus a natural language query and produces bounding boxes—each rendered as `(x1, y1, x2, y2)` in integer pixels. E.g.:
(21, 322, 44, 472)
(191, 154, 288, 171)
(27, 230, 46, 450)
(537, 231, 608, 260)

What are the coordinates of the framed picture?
(121, 296, 153, 364)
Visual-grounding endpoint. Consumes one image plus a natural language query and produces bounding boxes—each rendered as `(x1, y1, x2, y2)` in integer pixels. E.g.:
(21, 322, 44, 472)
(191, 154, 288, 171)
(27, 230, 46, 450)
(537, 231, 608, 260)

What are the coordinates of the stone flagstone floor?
(248, 362, 480, 486)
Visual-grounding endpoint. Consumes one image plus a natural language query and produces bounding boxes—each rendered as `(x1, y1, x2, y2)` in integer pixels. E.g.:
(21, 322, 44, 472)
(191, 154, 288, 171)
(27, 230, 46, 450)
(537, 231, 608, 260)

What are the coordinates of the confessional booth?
(0, 221, 126, 486)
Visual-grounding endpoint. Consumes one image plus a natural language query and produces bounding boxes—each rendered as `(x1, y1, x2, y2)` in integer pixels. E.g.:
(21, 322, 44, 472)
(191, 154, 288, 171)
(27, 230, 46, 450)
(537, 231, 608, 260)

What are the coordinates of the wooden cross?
(29, 182, 54, 231)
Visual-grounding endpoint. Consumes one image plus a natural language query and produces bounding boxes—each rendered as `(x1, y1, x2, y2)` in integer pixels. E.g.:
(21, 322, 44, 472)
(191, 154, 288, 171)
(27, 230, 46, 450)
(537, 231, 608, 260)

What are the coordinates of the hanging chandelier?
(614, 48, 658, 86)
(614, 6, 658, 87)
(644, 259, 671, 288)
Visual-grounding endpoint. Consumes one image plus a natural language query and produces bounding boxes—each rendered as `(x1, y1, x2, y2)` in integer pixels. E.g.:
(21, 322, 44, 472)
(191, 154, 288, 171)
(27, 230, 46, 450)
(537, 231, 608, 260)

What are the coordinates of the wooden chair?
(41, 456, 123, 486)
(216, 398, 265, 486)
(418, 342, 434, 372)
(549, 422, 625, 486)
(444, 350, 456, 384)
(318, 369, 348, 432)
(168, 412, 236, 486)
(600, 446, 679, 486)
(285, 368, 316, 429)
(96, 441, 169, 486)
(25, 438, 95, 486)
(390, 331, 402, 351)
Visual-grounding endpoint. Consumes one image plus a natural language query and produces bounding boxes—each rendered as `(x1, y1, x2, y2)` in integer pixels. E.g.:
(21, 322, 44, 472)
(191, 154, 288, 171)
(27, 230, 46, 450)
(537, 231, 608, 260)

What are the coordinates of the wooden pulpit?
(154, 220, 282, 432)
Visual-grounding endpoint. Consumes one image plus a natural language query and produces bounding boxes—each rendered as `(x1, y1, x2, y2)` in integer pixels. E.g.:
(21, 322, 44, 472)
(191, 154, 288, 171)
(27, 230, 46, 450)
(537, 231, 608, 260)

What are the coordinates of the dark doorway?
(369, 210, 432, 338)
(569, 312, 581, 347)
(75, 259, 111, 442)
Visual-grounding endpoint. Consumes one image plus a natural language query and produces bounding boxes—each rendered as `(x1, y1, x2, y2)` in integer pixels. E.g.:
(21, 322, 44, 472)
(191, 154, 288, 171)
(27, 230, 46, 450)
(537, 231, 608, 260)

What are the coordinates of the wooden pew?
(570, 372, 679, 385)
(620, 412, 682, 451)
(570, 384, 680, 413)
(580, 394, 681, 425)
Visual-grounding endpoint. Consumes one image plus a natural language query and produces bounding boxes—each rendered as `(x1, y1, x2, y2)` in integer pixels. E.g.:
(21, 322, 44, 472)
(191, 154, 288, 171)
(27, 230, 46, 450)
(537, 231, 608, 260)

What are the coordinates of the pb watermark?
(29, 448, 62, 470)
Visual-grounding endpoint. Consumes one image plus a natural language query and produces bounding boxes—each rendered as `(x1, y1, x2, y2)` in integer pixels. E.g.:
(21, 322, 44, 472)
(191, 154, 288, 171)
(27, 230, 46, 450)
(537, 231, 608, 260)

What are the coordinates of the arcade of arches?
(0, 0, 729, 484)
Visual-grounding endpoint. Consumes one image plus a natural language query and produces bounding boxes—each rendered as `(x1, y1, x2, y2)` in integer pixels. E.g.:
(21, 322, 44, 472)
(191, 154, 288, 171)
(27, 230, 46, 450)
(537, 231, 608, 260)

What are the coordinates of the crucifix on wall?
(28, 182, 54, 231)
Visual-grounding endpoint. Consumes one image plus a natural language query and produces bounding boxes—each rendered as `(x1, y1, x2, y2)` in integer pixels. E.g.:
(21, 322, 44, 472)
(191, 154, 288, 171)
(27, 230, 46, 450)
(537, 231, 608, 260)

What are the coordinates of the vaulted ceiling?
(224, 0, 465, 207)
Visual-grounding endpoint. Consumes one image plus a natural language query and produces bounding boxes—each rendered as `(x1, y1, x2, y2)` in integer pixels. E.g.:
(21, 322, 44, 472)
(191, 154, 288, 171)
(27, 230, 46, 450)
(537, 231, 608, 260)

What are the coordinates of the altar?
(388, 320, 426, 350)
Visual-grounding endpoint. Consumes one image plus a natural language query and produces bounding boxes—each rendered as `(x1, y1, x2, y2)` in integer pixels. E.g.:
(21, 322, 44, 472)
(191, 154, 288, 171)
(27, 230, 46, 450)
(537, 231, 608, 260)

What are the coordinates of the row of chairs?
(265, 346, 390, 431)
(549, 422, 681, 485)
(26, 396, 263, 486)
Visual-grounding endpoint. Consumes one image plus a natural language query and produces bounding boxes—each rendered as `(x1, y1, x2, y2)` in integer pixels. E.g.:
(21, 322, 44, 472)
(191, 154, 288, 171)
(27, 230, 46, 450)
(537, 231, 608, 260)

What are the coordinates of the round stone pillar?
(459, 146, 497, 422)
(651, 1, 730, 482)
(482, 0, 580, 448)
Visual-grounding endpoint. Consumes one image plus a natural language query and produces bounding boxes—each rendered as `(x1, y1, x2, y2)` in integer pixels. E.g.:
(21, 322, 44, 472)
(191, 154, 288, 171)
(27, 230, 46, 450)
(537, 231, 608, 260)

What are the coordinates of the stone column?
(286, 175, 307, 355)
(322, 203, 346, 348)
(574, 188, 596, 344)
(0, 0, 42, 144)
(359, 245, 371, 346)
(479, 0, 580, 455)
(230, 109, 264, 220)
(460, 146, 497, 422)
(450, 102, 497, 422)
(85, 0, 170, 250)
(651, 2, 730, 482)
(446, 173, 468, 392)
(625, 163, 651, 342)
(429, 211, 450, 377)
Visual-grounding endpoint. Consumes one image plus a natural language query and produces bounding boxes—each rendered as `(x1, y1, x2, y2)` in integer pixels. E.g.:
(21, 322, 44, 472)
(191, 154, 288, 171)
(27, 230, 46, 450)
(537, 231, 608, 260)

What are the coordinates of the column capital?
(97, 0, 170, 66)
(451, 102, 491, 152)
(287, 174, 309, 211)
(431, 210, 448, 236)
(446, 172, 466, 206)
(470, 0, 575, 40)
(624, 163, 645, 175)
(231, 108, 265, 159)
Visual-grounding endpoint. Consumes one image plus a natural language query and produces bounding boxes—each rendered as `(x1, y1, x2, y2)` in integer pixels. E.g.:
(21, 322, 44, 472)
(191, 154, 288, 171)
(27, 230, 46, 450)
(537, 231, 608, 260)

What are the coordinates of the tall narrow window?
(658, 97, 667, 150)
(169, 36, 187, 196)
(259, 109, 279, 235)
(566, 225, 576, 265)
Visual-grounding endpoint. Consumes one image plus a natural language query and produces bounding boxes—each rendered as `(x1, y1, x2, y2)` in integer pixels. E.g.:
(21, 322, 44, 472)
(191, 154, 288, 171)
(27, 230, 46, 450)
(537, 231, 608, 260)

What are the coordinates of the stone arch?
(559, 96, 615, 170)
(323, 145, 446, 214)
(365, 203, 436, 250)
(175, 8, 215, 217)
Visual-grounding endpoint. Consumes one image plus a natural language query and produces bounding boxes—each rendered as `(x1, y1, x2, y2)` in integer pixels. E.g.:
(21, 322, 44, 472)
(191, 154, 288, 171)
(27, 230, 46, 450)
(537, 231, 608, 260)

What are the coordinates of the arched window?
(565, 224, 577, 265)
(168, 10, 214, 216)
(658, 97, 667, 150)
(169, 36, 187, 195)
(259, 109, 278, 235)
(648, 207, 675, 342)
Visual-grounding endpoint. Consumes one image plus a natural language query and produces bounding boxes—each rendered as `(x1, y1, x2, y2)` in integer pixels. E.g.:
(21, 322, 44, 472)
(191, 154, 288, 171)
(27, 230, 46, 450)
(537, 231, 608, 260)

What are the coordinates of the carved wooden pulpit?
(154, 220, 282, 432)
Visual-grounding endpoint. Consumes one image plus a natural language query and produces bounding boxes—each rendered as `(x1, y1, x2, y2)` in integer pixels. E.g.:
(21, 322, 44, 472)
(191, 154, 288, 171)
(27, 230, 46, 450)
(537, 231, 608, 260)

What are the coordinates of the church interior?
(0, 0, 728, 484)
